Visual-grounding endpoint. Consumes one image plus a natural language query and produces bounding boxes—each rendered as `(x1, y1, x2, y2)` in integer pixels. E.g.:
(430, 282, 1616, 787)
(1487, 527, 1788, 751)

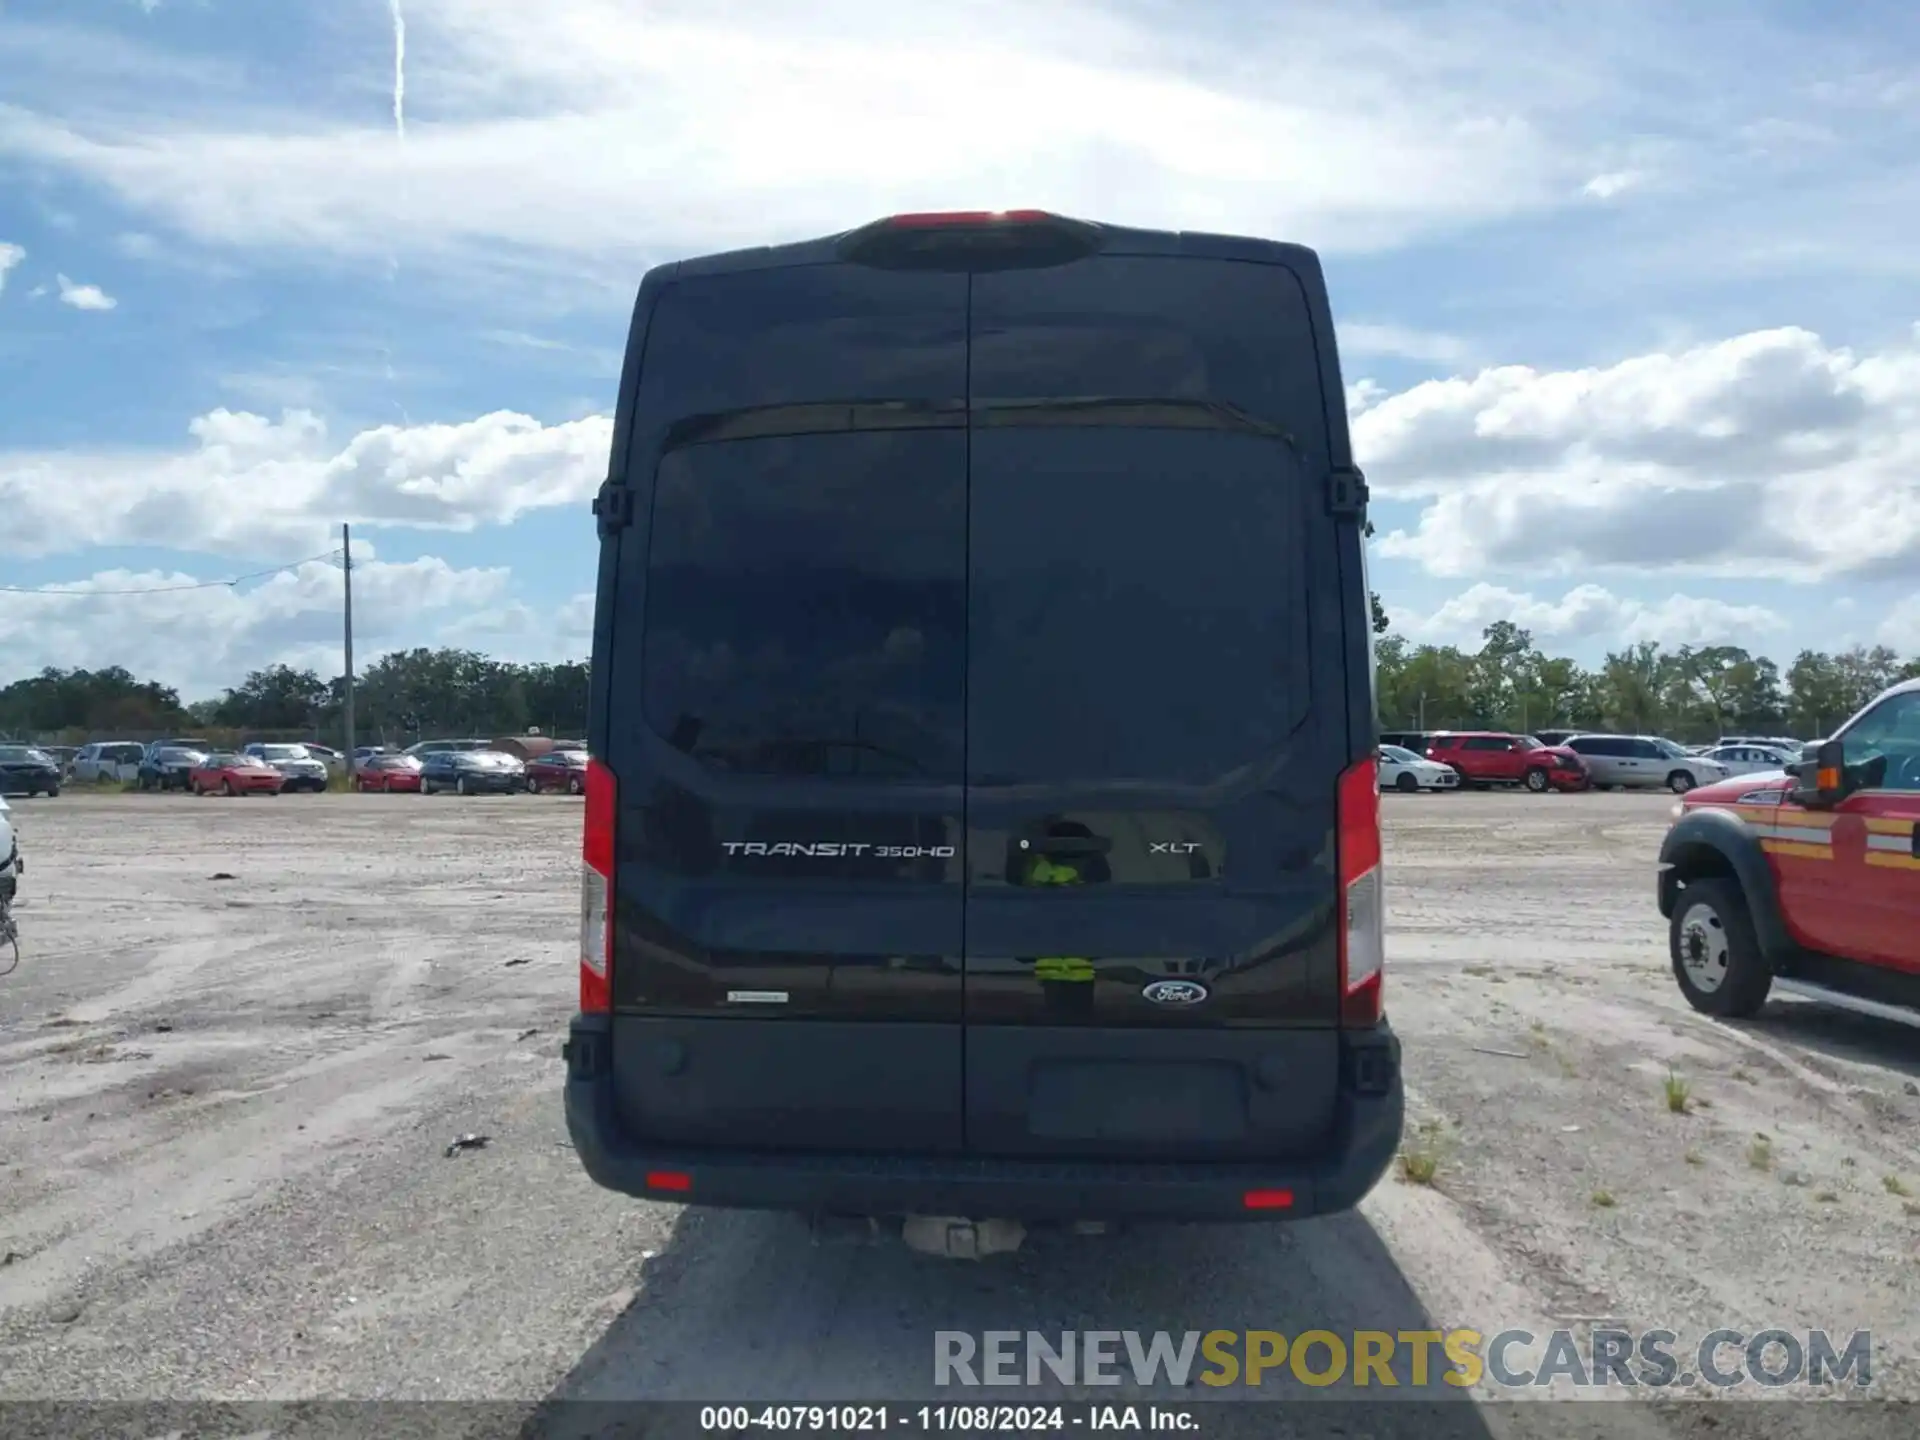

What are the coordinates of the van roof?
(659, 213, 1328, 285)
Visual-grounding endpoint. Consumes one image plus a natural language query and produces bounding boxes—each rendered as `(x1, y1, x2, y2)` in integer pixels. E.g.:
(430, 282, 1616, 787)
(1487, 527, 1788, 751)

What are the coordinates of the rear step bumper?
(561, 1017, 1403, 1222)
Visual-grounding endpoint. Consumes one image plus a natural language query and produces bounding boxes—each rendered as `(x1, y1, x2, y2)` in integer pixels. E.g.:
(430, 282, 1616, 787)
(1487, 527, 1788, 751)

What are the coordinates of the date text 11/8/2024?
(698, 1404, 1195, 1432)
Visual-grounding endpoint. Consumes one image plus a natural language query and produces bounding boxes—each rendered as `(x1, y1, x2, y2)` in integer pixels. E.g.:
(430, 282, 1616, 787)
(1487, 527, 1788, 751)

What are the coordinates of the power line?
(0, 550, 344, 597)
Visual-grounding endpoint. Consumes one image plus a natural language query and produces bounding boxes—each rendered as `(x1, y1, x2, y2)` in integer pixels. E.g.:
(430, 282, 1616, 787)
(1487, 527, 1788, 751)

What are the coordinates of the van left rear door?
(604, 262, 972, 1155)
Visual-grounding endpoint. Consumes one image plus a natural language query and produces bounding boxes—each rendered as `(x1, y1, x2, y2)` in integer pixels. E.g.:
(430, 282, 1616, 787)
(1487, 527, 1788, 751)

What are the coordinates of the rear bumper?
(561, 1017, 1404, 1222)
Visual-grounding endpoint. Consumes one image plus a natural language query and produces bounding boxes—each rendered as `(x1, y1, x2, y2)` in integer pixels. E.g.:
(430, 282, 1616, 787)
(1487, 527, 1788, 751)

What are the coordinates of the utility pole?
(342, 523, 357, 774)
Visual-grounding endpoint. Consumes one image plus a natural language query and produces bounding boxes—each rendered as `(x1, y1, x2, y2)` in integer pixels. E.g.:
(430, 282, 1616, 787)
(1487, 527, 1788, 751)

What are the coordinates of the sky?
(1, 0, 1918, 700)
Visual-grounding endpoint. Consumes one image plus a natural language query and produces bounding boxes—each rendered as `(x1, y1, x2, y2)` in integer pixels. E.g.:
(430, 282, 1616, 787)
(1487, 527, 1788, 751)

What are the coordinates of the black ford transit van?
(563, 211, 1401, 1235)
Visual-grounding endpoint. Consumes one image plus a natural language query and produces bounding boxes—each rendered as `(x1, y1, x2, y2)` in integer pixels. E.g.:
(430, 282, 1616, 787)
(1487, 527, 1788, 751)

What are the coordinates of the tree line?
(0, 650, 589, 746)
(1376, 623, 1914, 741)
(1, 628, 1909, 749)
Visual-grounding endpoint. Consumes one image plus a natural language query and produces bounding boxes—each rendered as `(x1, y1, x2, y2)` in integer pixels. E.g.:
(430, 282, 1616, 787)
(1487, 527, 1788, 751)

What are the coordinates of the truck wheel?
(1667, 770, 1696, 793)
(1670, 878, 1772, 1018)
(1523, 768, 1550, 792)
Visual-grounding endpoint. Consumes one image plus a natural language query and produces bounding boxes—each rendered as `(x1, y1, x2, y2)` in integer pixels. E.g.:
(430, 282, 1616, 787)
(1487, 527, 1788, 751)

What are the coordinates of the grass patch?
(1747, 1135, 1774, 1171)
(1815, 1191, 1839, 1204)
(1683, 1148, 1704, 1166)
(1662, 1067, 1692, 1114)
(1590, 1190, 1616, 1208)
(1903, 1201, 1920, 1219)
(1883, 1175, 1911, 1198)
(1731, 1068, 1755, 1083)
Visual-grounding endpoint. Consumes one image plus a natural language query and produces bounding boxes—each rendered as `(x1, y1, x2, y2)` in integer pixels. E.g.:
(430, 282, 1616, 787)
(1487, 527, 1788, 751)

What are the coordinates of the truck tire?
(1670, 877, 1772, 1018)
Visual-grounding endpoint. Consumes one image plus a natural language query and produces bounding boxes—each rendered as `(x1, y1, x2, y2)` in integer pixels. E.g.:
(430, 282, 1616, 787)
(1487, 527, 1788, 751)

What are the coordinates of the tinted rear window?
(640, 431, 967, 782)
(637, 267, 966, 418)
(972, 257, 1326, 441)
(966, 428, 1308, 786)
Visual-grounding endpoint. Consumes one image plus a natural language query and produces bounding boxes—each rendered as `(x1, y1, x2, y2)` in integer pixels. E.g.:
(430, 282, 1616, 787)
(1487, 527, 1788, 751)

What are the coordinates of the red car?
(189, 753, 284, 796)
(1662, 679, 1919, 1022)
(355, 753, 424, 793)
(1424, 731, 1589, 792)
(525, 748, 589, 794)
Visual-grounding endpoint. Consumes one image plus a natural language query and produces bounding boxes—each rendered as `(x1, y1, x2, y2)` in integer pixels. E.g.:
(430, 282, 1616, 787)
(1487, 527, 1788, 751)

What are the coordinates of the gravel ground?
(0, 788, 1915, 1438)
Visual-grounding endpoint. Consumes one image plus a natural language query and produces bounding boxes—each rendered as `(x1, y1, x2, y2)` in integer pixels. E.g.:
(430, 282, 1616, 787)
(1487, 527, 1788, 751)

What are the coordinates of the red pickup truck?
(1424, 731, 1590, 792)
(1659, 678, 1920, 1021)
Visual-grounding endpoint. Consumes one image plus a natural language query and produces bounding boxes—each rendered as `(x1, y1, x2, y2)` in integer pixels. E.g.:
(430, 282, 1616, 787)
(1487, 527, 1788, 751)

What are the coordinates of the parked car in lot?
(354, 752, 424, 793)
(242, 742, 331, 792)
(0, 745, 63, 796)
(1423, 731, 1589, 792)
(405, 738, 492, 758)
(73, 740, 146, 784)
(525, 747, 590, 794)
(190, 753, 285, 796)
(138, 743, 210, 791)
(1660, 677, 1920, 1024)
(1562, 734, 1728, 793)
(419, 748, 525, 795)
(1377, 743, 1458, 793)
(302, 743, 346, 772)
(1697, 742, 1797, 778)
(1376, 730, 1434, 754)
(1719, 734, 1806, 754)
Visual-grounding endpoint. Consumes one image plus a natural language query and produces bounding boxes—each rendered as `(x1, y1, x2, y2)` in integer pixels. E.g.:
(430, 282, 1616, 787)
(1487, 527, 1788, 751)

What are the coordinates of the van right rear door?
(959, 251, 1356, 1163)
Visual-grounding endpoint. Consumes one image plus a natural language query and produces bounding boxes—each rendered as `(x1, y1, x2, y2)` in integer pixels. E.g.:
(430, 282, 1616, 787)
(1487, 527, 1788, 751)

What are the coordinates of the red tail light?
(579, 758, 615, 1014)
(1336, 755, 1385, 1027)
(1243, 1188, 1295, 1210)
(645, 1169, 691, 1193)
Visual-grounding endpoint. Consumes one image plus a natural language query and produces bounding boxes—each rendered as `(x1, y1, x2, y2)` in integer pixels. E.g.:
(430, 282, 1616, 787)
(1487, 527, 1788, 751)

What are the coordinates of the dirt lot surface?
(0, 789, 1915, 1437)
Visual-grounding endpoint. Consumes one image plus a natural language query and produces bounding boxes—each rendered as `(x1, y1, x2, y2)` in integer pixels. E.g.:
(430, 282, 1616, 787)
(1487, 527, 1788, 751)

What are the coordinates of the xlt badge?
(1150, 842, 1202, 854)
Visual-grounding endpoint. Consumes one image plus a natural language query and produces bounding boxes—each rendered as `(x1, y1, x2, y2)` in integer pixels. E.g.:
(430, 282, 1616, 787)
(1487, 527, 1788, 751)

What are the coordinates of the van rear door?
(961, 253, 1351, 1162)
(604, 262, 971, 1155)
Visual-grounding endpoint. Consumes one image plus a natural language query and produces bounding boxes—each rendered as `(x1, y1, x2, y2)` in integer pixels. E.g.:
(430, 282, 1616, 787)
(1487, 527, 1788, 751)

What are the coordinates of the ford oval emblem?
(1142, 979, 1209, 1006)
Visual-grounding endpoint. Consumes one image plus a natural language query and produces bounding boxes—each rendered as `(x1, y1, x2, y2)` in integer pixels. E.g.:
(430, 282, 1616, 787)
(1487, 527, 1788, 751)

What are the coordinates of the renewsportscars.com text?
(934, 1328, 1873, 1390)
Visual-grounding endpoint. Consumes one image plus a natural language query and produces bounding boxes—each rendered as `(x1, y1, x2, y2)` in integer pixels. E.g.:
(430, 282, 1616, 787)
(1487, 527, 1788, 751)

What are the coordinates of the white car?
(1698, 742, 1797, 778)
(242, 743, 332, 793)
(1378, 743, 1459, 793)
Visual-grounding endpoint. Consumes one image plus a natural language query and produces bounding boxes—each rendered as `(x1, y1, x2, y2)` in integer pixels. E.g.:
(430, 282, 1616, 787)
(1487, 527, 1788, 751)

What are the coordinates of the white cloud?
(55, 273, 117, 310)
(1398, 582, 1786, 650)
(0, 242, 23, 294)
(1878, 596, 1920, 653)
(1362, 322, 1920, 582)
(1340, 323, 1471, 367)
(1346, 379, 1389, 416)
(0, 0, 1594, 279)
(442, 590, 594, 663)
(0, 555, 510, 699)
(1581, 169, 1642, 199)
(0, 406, 612, 559)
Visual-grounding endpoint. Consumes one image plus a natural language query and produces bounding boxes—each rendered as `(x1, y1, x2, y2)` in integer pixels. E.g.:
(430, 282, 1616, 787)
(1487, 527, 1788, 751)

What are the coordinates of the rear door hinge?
(592, 479, 634, 534)
(1327, 465, 1369, 521)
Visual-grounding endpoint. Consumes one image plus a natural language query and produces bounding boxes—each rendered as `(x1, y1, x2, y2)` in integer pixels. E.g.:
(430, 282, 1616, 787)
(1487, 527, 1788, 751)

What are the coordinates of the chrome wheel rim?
(1678, 902, 1730, 993)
